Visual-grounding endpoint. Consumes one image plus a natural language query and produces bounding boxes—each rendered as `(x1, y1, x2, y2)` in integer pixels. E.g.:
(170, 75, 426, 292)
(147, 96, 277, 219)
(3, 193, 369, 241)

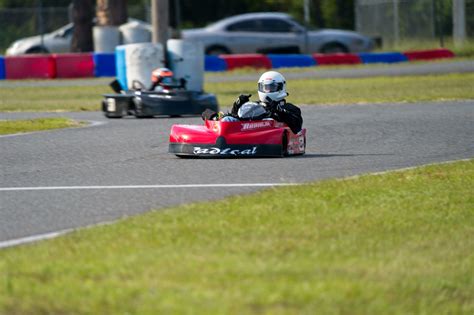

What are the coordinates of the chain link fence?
(0, 5, 150, 53)
(355, 0, 474, 48)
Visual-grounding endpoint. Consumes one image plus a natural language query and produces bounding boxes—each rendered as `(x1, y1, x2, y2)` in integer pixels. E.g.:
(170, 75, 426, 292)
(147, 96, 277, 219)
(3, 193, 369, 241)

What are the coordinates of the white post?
(304, 0, 310, 25)
(393, 0, 399, 45)
(453, 0, 466, 47)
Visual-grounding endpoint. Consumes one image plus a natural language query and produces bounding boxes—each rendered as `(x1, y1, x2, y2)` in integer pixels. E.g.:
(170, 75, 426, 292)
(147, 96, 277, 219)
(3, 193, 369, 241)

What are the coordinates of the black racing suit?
(202, 94, 303, 134)
(230, 95, 303, 134)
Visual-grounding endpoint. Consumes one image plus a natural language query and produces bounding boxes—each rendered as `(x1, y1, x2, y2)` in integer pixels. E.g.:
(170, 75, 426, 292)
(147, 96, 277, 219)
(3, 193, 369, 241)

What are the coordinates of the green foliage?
(0, 0, 71, 8)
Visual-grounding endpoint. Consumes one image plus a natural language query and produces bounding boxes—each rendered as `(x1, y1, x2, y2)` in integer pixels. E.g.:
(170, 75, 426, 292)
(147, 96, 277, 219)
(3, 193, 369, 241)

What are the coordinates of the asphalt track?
(1, 100, 473, 245)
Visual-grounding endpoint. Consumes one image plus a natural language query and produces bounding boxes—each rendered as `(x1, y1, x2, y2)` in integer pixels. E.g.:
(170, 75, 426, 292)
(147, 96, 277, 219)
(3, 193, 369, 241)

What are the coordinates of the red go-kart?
(169, 119, 306, 157)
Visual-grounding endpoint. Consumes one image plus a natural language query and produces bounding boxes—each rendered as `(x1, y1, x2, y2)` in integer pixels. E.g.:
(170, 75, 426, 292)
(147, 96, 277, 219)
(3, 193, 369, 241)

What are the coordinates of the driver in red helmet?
(149, 67, 186, 91)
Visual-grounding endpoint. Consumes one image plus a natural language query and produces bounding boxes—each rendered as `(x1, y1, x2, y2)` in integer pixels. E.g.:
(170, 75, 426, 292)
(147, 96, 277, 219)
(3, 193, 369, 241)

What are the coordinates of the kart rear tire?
(134, 110, 154, 119)
(105, 114, 123, 119)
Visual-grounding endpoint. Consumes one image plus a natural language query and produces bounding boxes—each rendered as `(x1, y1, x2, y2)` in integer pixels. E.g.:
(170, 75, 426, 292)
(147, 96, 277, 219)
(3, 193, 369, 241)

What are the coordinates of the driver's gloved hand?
(202, 108, 218, 121)
(265, 97, 286, 112)
(231, 94, 252, 115)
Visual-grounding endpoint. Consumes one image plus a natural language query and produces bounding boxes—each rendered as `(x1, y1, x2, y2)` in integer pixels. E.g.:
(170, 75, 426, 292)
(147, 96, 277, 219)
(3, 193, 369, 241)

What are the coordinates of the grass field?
(0, 160, 473, 314)
(0, 117, 82, 135)
(0, 72, 473, 112)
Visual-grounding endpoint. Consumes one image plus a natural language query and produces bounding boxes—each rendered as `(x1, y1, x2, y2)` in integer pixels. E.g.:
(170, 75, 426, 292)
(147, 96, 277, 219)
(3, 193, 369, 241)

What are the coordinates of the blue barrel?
(358, 52, 408, 64)
(94, 52, 116, 77)
(0, 56, 5, 80)
(268, 54, 316, 68)
(115, 46, 127, 90)
(205, 55, 227, 72)
(114, 43, 164, 91)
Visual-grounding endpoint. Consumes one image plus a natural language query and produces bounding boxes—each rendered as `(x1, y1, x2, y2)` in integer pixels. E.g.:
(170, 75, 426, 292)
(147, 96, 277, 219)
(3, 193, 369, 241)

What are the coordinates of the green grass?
(1, 160, 473, 314)
(0, 72, 473, 112)
(208, 72, 474, 106)
(0, 117, 83, 135)
(0, 85, 109, 112)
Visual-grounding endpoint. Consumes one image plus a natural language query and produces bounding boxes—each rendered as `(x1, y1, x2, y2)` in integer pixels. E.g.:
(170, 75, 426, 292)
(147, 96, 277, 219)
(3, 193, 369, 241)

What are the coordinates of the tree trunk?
(71, 0, 94, 52)
(96, 0, 128, 26)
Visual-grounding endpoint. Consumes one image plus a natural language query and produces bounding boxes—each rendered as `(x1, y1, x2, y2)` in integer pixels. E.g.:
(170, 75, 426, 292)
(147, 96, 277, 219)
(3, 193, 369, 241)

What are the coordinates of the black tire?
(320, 43, 348, 54)
(135, 113, 154, 119)
(105, 113, 123, 119)
(205, 45, 231, 56)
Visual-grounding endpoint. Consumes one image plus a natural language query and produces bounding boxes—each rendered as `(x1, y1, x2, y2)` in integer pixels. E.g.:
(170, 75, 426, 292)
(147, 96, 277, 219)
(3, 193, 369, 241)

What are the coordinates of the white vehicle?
(6, 23, 74, 55)
(182, 12, 375, 55)
(5, 19, 148, 56)
(6, 12, 374, 56)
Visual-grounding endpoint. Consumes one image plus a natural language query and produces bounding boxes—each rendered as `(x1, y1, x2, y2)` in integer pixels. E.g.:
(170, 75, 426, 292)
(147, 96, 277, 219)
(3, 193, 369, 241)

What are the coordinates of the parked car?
(6, 12, 374, 56)
(6, 23, 74, 55)
(5, 19, 149, 56)
(182, 12, 375, 55)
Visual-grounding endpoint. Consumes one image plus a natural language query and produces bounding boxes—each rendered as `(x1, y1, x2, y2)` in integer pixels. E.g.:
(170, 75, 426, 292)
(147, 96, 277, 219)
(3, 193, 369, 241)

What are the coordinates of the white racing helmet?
(257, 71, 288, 102)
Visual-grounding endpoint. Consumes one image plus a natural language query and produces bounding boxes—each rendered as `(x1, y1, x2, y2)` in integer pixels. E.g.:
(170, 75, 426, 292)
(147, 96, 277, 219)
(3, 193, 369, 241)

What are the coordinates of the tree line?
(0, 0, 357, 30)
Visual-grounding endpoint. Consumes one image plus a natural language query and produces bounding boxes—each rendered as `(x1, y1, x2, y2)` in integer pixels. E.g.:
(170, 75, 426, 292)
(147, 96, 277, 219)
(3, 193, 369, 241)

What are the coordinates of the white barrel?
(116, 43, 164, 90)
(119, 21, 152, 45)
(167, 39, 204, 92)
(93, 26, 120, 53)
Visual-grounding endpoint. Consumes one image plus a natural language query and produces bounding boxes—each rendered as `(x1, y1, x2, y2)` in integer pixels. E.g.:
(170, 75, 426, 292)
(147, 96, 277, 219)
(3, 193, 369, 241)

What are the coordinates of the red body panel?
(169, 119, 306, 157)
(170, 120, 285, 145)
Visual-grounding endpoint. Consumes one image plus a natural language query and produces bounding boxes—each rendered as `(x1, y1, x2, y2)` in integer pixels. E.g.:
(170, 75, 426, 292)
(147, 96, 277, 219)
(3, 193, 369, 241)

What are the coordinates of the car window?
(259, 18, 293, 32)
(62, 26, 73, 38)
(226, 20, 260, 32)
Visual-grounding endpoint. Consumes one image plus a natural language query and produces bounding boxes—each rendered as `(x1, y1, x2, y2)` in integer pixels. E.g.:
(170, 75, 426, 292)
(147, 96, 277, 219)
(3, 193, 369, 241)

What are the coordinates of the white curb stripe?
(0, 183, 297, 192)
(0, 230, 71, 249)
(0, 120, 106, 138)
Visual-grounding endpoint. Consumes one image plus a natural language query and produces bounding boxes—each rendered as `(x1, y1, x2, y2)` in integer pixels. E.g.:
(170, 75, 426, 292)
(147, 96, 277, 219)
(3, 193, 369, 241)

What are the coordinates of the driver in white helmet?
(202, 71, 303, 134)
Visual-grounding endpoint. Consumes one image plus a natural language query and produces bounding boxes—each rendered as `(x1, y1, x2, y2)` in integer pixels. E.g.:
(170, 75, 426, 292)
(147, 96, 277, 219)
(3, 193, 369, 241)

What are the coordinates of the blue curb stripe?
(94, 53, 116, 77)
(205, 55, 227, 72)
(0, 56, 5, 80)
(358, 52, 408, 64)
(268, 54, 316, 68)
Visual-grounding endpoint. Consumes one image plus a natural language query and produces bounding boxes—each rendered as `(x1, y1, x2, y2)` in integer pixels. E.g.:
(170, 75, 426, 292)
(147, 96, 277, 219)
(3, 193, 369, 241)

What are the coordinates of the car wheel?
(26, 46, 49, 54)
(205, 46, 230, 56)
(320, 43, 348, 54)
